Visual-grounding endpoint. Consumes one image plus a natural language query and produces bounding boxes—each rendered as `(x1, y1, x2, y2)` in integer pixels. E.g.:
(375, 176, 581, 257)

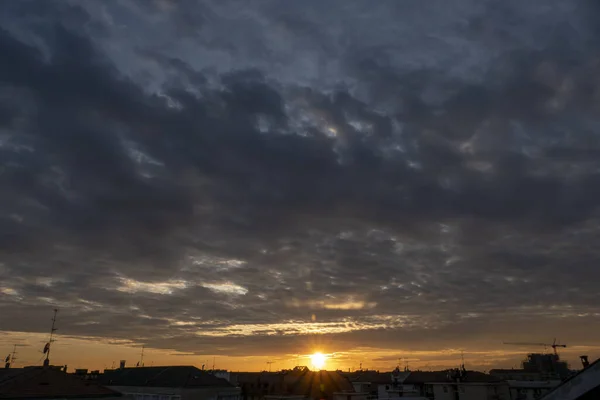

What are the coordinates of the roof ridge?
(0, 368, 29, 386)
(148, 366, 172, 385)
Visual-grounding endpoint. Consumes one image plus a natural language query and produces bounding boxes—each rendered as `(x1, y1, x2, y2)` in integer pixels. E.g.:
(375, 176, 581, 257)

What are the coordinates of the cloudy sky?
(1, 0, 600, 371)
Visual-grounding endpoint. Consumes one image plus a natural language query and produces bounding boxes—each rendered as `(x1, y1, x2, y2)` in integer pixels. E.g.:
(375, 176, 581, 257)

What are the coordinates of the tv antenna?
(139, 346, 145, 367)
(11, 345, 17, 366)
(266, 361, 274, 372)
(4, 344, 17, 369)
(43, 309, 58, 367)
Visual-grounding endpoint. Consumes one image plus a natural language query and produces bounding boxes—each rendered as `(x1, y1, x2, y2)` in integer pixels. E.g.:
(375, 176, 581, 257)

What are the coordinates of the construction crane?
(503, 338, 567, 356)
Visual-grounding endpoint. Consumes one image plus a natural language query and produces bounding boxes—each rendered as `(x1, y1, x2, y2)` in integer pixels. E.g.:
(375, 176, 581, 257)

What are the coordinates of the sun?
(310, 352, 327, 370)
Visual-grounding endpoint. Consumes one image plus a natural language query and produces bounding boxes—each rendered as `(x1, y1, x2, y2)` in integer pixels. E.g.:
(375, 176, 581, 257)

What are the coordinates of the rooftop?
(233, 370, 355, 400)
(344, 370, 410, 384)
(284, 370, 355, 399)
(489, 369, 533, 373)
(404, 370, 504, 384)
(0, 367, 120, 399)
(97, 366, 234, 388)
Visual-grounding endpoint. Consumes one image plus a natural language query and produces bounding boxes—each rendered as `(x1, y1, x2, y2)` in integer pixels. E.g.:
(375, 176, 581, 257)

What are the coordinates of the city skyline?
(2, 0, 600, 373)
(1, 329, 597, 373)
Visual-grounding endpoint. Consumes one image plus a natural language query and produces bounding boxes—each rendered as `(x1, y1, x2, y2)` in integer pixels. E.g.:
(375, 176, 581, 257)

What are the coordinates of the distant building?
(231, 371, 286, 400)
(487, 370, 546, 382)
(96, 366, 240, 400)
(504, 379, 561, 400)
(343, 368, 411, 399)
(521, 354, 570, 379)
(403, 368, 510, 400)
(264, 396, 306, 400)
(210, 370, 231, 383)
(490, 353, 570, 381)
(330, 393, 368, 400)
(0, 366, 121, 399)
(487, 352, 571, 399)
(231, 367, 360, 400)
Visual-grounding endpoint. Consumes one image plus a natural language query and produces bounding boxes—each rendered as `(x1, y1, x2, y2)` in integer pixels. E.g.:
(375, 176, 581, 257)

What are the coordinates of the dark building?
(522, 353, 570, 378)
(342, 369, 409, 398)
(96, 366, 240, 400)
(490, 353, 571, 381)
(231, 371, 286, 400)
(231, 367, 355, 400)
(0, 366, 121, 399)
(403, 369, 510, 400)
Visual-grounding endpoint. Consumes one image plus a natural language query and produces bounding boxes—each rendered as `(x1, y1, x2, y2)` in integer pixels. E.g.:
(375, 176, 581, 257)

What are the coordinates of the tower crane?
(503, 338, 567, 356)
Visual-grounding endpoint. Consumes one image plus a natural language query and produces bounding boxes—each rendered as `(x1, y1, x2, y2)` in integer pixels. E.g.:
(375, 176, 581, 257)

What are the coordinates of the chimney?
(120, 360, 126, 369)
(580, 356, 590, 368)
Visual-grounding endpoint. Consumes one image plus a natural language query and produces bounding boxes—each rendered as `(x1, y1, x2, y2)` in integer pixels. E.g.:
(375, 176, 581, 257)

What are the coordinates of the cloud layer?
(1, 0, 600, 362)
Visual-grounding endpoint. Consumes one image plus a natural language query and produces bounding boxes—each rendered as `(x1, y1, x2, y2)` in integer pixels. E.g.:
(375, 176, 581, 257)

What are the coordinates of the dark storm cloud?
(1, 0, 600, 357)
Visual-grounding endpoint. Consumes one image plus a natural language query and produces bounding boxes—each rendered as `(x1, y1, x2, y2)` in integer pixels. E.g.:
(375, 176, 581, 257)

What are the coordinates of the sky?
(1, 0, 600, 373)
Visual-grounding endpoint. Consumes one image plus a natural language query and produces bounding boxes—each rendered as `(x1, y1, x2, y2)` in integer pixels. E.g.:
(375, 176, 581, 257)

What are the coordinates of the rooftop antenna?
(43, 309, 58, 367)
(4, 345, 17, 369)
(212, 356, 215, 370)
(5, 345, 18, 369)
(11, 345, 17, 366)
(140, 346, 145, 367)
(266, 361, 274, 372)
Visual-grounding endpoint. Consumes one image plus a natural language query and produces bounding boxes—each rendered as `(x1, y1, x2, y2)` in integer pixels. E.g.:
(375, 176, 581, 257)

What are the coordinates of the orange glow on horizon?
(2, 331, 600, 373)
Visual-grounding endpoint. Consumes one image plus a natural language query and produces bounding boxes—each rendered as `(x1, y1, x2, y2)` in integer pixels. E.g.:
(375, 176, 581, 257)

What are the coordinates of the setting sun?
(310, 352, 327, 370)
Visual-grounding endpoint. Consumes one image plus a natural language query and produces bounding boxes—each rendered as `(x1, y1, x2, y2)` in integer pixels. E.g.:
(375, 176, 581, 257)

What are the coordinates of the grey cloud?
(1, 0, 600, 361)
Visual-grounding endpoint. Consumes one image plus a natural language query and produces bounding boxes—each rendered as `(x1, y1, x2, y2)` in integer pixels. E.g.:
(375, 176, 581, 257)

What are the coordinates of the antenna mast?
(140, 346, 144, 367)
(44, 309, 58, 367)
(4, 344, 17, 369)
(11, 345, 17, 366)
